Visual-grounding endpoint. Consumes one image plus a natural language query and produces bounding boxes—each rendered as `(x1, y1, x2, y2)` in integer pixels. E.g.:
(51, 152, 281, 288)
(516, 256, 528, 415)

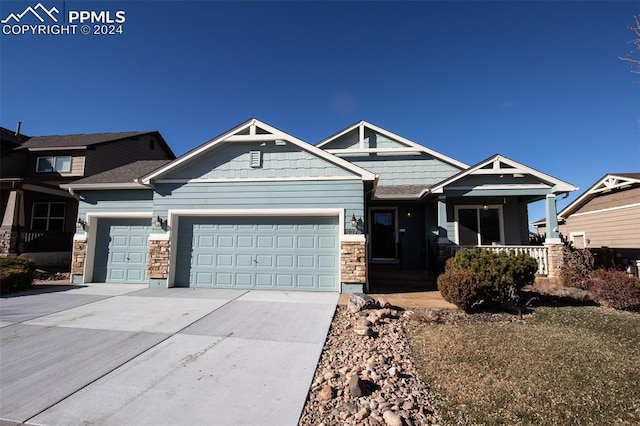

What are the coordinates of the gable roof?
(429, 154, 578, 195)
(316, 120, 469, 169)
(62, 160, 171, 190)
(0, 126, 30, 146)
(140, 118, 377, 184)
(14, 130, 174, 152)
(558, 172, 640, 219)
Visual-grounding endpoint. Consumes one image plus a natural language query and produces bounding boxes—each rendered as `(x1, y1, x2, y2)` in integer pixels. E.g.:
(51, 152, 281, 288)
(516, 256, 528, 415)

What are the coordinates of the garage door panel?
(175, 216, 338, 291)
(93, 218, 150, 284)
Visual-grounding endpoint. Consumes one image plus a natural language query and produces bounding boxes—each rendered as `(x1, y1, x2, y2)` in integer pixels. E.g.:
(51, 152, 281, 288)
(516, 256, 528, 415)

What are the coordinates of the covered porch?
(364, 155, 577, 292)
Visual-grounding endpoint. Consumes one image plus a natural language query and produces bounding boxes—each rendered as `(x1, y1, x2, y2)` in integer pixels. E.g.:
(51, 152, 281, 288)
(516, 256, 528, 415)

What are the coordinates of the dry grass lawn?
(406, 306, 640, 425)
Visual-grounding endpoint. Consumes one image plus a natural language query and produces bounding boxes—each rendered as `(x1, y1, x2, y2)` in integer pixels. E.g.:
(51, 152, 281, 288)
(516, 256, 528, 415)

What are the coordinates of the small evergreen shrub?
(0, 257, 36, 295)
(560, 246, 594, 289)
(586, 269, 640, 311)
(438, 248, 538, 311)
(437, 266, 485, 311)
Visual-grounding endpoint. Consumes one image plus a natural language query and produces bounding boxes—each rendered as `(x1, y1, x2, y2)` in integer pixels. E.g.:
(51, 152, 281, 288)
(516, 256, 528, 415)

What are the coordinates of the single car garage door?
(93, 218, 151, 283)
(174, 216, 339, 291)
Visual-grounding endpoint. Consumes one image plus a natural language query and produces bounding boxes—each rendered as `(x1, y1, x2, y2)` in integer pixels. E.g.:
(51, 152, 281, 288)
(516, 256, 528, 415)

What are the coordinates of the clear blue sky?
(1, 1, 639, 226)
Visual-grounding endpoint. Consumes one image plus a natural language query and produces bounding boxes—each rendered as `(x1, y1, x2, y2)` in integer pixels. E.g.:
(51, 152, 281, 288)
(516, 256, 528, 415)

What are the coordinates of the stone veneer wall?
(340, 241, 366, 284)
(71, 240, 87, 275)
(148, 239, 170, 279)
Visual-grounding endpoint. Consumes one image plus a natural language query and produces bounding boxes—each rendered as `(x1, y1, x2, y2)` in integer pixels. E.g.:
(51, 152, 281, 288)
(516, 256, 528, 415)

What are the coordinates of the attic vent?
(249, 150, 262, 168)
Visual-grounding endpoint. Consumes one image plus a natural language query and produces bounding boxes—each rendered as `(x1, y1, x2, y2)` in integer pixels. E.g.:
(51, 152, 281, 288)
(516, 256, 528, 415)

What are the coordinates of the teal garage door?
(93, 218, 150, 283)
(175, 216, 339, 291)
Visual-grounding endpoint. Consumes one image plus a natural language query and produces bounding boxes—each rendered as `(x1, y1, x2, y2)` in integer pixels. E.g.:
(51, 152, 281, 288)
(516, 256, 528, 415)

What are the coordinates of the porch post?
(0, 190, 25, 254)
(544, 194, 561, 244)
(436, 196, 451, 273)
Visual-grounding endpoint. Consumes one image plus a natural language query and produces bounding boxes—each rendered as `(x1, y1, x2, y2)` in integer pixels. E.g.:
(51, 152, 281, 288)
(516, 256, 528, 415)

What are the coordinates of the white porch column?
(544, 194, 561, 244)
(1, 190, 25, 228)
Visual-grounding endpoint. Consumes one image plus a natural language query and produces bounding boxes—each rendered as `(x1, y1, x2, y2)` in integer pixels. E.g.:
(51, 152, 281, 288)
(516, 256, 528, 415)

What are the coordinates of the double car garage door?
(93, 216, 339, 291)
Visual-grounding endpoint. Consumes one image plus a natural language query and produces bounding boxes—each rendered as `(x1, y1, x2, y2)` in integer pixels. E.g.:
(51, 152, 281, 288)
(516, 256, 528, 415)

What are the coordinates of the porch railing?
(22, 231, 74, 253)
(451, 245, 548, 275)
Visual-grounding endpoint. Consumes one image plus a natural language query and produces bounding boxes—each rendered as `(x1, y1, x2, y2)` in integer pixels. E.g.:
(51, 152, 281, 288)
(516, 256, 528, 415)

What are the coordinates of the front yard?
(406, 304, 640, 425)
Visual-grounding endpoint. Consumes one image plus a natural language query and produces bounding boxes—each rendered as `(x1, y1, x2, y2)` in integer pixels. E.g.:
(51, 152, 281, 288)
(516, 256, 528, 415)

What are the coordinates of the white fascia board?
(558, 174, 639, 219)
(141, 120, 255, 184)
(432, 154, 577, 194)
(156, 176, 360, 184)
(318, 120, 468, 169)
(341, 234, 366, 242)
(447, 184, 550, 191)
(86, 212, 152, 220)
(62, 182, 149, 190)
(316, 121, 362, 148)
(142, 119, 376, 184)
(362, 121, 469, 169)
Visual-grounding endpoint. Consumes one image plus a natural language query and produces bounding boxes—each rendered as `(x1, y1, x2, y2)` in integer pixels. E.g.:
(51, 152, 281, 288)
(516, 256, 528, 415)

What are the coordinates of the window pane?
(480, 208, 501, 245)
(48, 219, 64, 231)
(458, 209, 479, 245)
(36, 157, 53, 172)
(49, 203, 66, 218)
(55, 156, 72, 172)
(32, 219, 48, 230)
(32, 203, 49, 217)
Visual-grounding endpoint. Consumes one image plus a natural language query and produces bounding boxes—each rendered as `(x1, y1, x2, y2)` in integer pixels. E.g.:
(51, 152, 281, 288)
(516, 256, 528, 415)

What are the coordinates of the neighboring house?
(66, 119, 576, 292)
(0, 126, 175, 266)
(533, 173, 640, 268)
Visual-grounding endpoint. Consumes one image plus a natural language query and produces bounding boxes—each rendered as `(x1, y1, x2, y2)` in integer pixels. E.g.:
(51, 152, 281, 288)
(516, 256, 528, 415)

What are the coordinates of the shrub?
(438, 248, 538, 311)
(586, 269, 640, 311)
(560, 246, 594, 289)
(437, 266, 485, 311)
(0, 256, 36, 295)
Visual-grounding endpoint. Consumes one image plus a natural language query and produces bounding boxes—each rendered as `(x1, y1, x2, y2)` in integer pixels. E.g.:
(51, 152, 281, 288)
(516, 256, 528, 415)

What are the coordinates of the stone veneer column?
(340, 241, 366, 284)
(71, 239, 87, 275)
(545, 243, 564, 285)
(148, 239, 170, 280)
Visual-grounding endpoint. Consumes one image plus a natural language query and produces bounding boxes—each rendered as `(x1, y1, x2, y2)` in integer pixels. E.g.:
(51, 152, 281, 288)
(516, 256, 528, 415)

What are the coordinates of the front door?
(370, 209, 397, 260)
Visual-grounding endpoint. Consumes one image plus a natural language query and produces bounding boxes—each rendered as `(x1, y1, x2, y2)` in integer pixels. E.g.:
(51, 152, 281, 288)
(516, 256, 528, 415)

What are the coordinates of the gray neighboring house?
(65, 119, 577, 293)
(0, 126, 175, 266)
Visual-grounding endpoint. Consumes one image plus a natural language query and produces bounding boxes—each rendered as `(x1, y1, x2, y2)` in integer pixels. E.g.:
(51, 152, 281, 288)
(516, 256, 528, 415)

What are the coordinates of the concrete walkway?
(0, 285, 338, 426)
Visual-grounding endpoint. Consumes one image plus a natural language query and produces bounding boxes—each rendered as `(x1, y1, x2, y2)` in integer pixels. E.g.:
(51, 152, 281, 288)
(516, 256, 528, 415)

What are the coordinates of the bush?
(438, 248, 538, 311)
(437, 266, 485, 311)
(586, 269, 640, 311)
(0, 256, 36, 295)
(560, 246, 594, 289)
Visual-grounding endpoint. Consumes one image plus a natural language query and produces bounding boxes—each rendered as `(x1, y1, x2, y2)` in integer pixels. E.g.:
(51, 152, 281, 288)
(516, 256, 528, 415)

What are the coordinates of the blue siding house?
(64, 119, 576, 293)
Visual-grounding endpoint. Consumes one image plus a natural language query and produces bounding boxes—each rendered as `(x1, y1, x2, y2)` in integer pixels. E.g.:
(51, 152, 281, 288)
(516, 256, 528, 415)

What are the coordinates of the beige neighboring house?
(533, 173, 640, 268)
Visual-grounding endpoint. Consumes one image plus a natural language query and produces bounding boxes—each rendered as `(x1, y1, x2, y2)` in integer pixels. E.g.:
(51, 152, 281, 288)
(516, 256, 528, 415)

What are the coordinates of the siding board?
(562, 205, 640, 248)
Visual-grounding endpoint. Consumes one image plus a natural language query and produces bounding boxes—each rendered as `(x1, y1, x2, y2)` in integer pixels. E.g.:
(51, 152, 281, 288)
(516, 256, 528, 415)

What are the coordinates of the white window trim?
(36, 155, 72, 173)
(569, 231, 588, 248)
(454, 205, 505, 245)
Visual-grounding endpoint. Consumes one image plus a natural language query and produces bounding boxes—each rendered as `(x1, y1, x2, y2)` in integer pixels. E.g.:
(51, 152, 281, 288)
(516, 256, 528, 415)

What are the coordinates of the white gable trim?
(431, 154, 577, 194)
(558, 174, 640, 219)
(155, 176, 360, 184)
(317, 120, 469, 169)
(141, 119, 376, 184)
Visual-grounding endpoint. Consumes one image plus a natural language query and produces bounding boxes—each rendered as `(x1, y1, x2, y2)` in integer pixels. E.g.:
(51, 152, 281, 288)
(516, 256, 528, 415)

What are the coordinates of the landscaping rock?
(318, 385, 334, 401)
(347, 293, 377, 313)
(383, 410, 404, 426)
(298, 306, 442, 425)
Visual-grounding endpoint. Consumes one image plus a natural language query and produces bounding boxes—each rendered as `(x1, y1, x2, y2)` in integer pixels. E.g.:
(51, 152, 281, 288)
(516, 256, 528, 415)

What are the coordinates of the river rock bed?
(298, 304, 442, 426)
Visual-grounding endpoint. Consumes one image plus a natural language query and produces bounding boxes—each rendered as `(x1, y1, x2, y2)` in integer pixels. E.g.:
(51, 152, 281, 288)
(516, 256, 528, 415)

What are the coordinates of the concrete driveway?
(0, 285, 338, 426)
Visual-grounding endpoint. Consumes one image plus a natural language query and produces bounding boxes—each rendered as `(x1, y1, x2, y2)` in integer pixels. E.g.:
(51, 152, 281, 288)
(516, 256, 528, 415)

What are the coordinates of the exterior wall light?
(155, 216, 165, 227)
(76, 217, 86, 229)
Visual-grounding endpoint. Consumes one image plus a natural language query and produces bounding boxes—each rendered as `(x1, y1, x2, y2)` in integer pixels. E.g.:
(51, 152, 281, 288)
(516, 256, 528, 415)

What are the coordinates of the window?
(36, 156, 72, 173)
(456, 206, 503, 245)
(31, 202, 66, 231)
